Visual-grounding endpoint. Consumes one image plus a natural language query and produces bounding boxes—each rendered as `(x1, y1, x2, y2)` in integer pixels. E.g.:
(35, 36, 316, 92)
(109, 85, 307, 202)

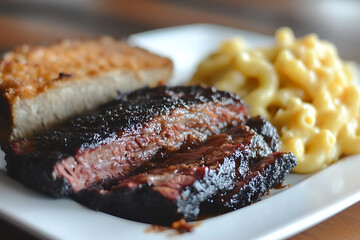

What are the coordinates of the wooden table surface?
(1, 0, 359, 239)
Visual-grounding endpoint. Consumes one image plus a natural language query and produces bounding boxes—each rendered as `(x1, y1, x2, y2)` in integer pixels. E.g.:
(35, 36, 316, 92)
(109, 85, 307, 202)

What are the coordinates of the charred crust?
(5, 150, 73, 197)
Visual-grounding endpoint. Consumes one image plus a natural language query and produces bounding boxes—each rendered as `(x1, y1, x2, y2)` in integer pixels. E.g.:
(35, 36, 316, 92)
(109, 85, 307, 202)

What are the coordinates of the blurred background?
(1, 0, 360, 239)
(1, 0, 360, 61)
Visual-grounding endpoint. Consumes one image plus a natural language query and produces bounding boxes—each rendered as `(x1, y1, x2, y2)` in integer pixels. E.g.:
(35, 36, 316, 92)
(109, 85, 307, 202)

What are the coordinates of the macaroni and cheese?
(189, 28, 360, 173)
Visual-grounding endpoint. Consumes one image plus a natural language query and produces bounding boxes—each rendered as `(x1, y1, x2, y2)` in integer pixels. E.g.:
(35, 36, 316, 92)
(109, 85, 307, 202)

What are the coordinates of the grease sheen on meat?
(4, 86, 247, 197)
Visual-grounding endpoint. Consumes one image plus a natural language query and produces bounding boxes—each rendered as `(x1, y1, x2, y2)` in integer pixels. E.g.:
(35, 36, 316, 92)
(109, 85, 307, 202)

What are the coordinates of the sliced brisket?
(4, 86, 247, 197)
(75, 117, 296, 225)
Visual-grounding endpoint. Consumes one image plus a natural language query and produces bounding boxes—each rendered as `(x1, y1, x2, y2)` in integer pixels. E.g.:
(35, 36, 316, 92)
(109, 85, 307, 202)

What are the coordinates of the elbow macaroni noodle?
(190, 28, 360, 173)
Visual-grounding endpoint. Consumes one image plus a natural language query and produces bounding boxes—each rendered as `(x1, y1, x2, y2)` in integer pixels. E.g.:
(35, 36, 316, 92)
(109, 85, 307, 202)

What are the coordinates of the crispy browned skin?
(0, 37, 171, 101)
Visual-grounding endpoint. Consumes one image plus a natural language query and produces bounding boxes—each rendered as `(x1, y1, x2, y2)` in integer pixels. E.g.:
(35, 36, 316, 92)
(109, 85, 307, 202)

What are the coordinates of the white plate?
(1, 24, 360, 240)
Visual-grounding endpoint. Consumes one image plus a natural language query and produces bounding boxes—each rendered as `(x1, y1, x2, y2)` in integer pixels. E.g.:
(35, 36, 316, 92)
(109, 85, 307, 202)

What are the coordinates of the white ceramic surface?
(0, 24, 359, 240)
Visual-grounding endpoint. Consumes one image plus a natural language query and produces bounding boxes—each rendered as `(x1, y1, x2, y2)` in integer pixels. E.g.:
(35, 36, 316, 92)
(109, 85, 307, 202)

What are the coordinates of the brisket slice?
(4, 86, 247, 197)
(75, 117, 297, 225)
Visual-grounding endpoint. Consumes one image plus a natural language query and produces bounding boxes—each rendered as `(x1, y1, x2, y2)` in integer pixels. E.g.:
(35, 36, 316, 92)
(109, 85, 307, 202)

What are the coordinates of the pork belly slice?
(0, 37, 172, 143)
(4, 86, 247, 197)
(75, 117, 297, 225)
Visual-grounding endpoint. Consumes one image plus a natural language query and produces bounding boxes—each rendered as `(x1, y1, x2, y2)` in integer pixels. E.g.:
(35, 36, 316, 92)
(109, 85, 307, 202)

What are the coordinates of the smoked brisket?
(75, 117, 296, 225)
(4, 86, 247, 197)
(3, 86, 296, 225)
